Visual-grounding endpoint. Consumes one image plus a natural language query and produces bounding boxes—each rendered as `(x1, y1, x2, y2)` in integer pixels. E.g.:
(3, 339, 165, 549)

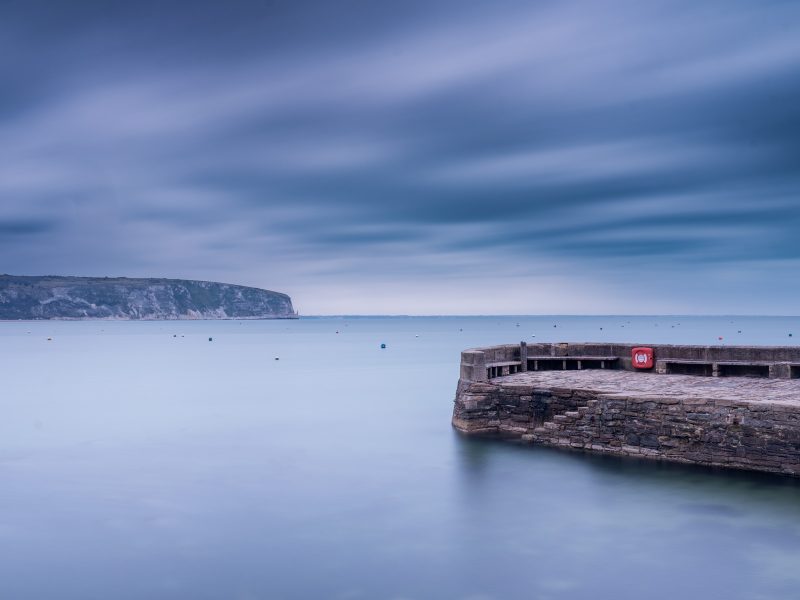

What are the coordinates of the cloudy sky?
(2, 0, 799, 314)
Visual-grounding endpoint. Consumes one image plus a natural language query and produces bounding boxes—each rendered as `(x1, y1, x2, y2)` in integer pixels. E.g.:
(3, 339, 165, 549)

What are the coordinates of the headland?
(0, 275, 297, 320)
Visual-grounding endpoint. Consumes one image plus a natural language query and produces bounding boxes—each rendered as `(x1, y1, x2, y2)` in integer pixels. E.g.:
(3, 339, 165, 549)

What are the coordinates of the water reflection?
(452, 429, 800, 599)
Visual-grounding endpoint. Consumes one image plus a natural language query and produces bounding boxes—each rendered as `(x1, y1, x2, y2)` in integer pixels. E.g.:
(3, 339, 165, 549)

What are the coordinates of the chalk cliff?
(0, 275, 296, 320)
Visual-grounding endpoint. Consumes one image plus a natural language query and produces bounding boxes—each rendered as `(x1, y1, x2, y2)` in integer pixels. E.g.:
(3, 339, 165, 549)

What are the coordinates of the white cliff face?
(0, 275, 296, 320)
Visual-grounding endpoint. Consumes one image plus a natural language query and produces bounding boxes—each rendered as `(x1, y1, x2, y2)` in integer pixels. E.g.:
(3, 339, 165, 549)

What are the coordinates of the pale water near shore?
(1, 316, 800, 599)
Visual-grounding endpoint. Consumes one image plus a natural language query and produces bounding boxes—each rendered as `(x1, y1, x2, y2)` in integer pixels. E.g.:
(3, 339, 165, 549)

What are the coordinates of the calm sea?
(1, 316, 799, 600)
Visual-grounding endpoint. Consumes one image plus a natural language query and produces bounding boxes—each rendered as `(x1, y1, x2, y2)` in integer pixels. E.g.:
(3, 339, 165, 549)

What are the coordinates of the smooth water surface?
(1, 316, 799, 599)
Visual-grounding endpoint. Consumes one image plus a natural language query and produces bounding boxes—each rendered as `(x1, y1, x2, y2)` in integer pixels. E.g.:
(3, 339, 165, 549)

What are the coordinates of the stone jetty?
(453, 342, 800, 477)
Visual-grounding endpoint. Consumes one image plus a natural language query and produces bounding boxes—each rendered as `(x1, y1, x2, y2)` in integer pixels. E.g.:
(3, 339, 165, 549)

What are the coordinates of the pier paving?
(491, 370, 800, 407)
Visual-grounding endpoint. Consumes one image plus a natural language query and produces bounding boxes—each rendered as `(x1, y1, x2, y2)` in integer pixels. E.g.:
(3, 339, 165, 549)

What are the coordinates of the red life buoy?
(632, 347, 654, 369)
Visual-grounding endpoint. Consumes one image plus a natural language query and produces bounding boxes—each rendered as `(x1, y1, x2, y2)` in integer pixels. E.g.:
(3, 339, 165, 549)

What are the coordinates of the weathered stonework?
(453, 343, 800, 477)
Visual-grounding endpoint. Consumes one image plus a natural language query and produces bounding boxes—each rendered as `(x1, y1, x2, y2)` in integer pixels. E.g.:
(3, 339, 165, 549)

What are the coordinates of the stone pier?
(453, 342, 800, 477)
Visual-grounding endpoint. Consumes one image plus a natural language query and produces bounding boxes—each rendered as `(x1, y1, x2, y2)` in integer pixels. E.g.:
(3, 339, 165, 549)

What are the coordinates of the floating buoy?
(718, 336, 723, 340)
(516, 323, 520, 327)
(415, 334, 419, 338)
(173, 334, 177, 338)
(208, 337, 213, 342)
(336, 330, 339, 334)
(47, 337, 52, 341)
(790, 333, 794, 337)
(738, 330, 742, 334)
(380, 343, 386, 349)
(274, 356, 279, 360)
(459, 328, 462, 332)
(600, 327, 603, 330)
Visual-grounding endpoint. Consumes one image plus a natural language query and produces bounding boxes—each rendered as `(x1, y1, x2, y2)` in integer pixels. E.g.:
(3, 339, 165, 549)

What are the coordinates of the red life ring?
(632, 347, 654, 369)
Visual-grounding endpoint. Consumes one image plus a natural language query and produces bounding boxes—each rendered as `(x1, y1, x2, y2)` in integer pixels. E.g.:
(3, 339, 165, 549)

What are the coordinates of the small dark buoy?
(336, 330, 339, 334)
(173, 334, 177, 337)
(380, 343, 386, 349)
(737, 330, 742, 334)
(459, 328, 463, 332)
(790, 333, 793, 337)
(600, 327, 603, 330)
(208, 337, 213, 342)
(274, 356, 279, 360)
(47, 337, 52, 341)
(553, 324, 557, 328)
(718, 336, 723, 340)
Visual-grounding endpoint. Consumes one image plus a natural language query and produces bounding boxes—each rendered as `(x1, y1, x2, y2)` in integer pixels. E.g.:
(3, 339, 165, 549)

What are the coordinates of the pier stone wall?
(453, 380, 800, 477)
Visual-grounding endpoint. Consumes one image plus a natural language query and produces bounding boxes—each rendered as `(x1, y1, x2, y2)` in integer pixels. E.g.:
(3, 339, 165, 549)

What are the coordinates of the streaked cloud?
(1, 0, 799, 313)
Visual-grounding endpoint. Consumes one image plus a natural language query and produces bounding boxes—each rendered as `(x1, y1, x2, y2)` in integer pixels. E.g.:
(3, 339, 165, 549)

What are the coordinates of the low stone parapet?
(459, 342, 800, 381)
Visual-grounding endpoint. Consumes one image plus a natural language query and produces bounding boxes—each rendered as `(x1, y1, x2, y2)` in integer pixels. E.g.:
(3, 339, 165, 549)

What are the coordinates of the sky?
(1, 0, 799, 315)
